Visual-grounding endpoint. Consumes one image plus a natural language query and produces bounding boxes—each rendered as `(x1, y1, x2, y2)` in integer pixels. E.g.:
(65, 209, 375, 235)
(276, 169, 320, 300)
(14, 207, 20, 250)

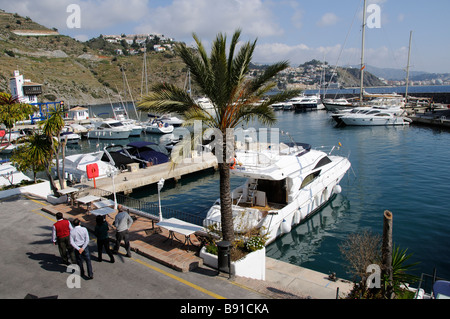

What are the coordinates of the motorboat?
(203, 140, 351, 245)
(0, 161, 31, 187)
(323, 98, 353, 112)
(331, 105, 407, 126)
(57, 151, 117, 183)
(101, 145, 142, 170)
(283, 103, 294, 111)
(282, 96, 304, 111)
(124, 141, 169, 166)
(144, 119, 174, 134)
(271, 102, 284, 110)
(158, 114, 184, 127)
(120, 119, 143, 136)
(195, 97, 214, 110)
(112, 106, 143, 136)
(0, 142, 18, 154)
(331, 107, 371, 126)
(339, 107, 412, 126)
(86, 120, 132, 139)
(293, 94, 325, 111)
(60, 127, 81, 144)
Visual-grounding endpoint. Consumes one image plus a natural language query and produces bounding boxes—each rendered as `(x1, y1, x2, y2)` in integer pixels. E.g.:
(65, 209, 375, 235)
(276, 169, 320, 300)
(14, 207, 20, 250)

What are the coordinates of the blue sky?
(1, 0, 449, 73)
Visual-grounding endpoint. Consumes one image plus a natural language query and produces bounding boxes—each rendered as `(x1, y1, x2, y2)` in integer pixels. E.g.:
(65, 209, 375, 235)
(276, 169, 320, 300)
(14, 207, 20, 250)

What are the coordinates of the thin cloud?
(0, 0, 151, 32)
(317, 13, 339, 27)
(134, 0, 283, 41)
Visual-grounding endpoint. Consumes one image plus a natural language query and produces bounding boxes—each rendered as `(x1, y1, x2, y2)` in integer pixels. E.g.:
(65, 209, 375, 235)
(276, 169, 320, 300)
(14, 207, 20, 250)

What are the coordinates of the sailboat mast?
(405, 31, 413, 103)
(360, 0, 367, 105)
(141, 49, 149, 97)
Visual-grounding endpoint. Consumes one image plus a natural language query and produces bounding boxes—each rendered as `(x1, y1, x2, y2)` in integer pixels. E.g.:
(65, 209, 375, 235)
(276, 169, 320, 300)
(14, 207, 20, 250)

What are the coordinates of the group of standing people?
(51, 205, 134, 280)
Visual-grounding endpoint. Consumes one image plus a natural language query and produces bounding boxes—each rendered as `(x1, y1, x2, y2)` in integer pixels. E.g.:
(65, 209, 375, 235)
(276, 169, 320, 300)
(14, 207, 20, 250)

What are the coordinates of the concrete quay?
(40, 200, 353, 299)
(85, 153, 218, 194)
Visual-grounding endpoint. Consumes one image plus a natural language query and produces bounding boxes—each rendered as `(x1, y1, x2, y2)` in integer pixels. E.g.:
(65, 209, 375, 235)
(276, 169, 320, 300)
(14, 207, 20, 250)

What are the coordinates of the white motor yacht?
(282, 95, 304, 111)
(56, 151, 117, 184)
(293, 94, 324, 111)
(196, 97, 214, 110)
(0, 161, 31, 187)
(144, 119, 174, 134)
(271, 102, 284, 110)
(339, 107, 412, 126)
(112, 107, 143, 136)
(159, 114, 184, 127)
(60, 126, 81, 144)
(119, 119, 143, 136)
(87, 120, 132, 139)
(323, 98, 353, 112)
(203, 141, 351, 245)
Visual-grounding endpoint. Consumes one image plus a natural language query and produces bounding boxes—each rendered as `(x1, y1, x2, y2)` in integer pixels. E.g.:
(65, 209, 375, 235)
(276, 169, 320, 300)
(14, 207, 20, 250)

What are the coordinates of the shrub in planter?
(246, 235, 265, 252)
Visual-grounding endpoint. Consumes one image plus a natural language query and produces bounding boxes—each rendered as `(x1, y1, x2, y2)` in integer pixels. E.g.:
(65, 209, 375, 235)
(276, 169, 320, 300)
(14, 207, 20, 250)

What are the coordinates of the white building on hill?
(9, 70, 42, 104)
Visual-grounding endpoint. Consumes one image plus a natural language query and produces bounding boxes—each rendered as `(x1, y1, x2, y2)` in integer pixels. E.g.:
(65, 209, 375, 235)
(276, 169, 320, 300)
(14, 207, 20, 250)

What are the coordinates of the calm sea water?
(43, 103, 450, 281)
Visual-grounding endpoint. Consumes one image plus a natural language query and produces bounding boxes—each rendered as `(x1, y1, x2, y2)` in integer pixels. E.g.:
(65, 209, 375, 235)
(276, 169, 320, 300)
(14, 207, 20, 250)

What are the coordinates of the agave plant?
(385, 244, 420, 296)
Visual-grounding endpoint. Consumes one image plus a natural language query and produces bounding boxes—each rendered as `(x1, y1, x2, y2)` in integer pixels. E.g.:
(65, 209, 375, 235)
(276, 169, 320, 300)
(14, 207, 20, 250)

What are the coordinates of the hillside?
(0, 10, 188, 106)
(336, 67, 385, 88)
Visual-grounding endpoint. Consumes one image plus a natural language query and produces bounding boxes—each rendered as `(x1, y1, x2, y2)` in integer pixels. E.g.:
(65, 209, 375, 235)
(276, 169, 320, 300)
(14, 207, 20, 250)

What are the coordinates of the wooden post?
(382, 210, 393, 298)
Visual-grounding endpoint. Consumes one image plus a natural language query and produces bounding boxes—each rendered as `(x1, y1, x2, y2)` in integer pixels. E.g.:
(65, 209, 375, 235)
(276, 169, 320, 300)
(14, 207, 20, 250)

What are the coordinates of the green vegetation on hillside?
(0, 10, 189, 106)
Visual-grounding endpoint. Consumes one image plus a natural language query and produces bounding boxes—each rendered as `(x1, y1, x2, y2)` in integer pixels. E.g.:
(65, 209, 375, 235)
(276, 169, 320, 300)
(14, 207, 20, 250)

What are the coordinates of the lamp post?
(106, 166, 118, 210)
(157, 178, 165, 221)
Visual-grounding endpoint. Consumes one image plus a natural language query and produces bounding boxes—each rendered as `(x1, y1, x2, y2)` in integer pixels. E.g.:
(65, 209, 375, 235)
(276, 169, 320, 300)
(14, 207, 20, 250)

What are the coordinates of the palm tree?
(40, 103, 66, 193)
(138, 29, 300, 242)
(0, 92, 37, 146)
(10, 131, 49, 183)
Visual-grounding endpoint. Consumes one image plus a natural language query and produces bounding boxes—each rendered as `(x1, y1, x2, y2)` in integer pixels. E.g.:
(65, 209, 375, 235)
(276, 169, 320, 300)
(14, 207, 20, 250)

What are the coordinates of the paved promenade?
(0, 194, 353, 300)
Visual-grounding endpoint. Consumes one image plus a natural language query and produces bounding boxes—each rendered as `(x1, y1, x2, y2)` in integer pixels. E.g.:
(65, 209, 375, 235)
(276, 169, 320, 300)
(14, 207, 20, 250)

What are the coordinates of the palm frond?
(138, 83, 196, 114)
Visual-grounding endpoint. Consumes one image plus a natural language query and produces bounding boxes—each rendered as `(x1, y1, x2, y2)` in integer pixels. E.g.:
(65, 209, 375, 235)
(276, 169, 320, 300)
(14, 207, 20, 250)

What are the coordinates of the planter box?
(0, 180, 51, 200)
(200, 247, 266, 280)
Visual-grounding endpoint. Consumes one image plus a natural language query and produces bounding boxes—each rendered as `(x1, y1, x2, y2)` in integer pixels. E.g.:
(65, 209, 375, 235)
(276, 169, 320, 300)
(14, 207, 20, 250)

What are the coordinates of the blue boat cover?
(433, 280, 450, 299)
(127, 141, 157, 148)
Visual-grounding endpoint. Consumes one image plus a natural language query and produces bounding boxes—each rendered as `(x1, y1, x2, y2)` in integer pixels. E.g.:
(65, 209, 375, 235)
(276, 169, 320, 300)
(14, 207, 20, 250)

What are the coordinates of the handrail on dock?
(85, 187, 205, 226)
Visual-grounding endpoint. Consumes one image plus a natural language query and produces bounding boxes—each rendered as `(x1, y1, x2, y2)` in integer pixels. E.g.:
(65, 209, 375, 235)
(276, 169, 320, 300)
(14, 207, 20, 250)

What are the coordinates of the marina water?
(37, 103, 450, 281)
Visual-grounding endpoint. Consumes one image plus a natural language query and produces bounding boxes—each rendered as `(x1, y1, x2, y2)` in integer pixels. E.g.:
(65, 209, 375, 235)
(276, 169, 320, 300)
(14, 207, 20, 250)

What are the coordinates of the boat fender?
(280, 219, 291, 234)
(333, 185, 342, 194)
(229, 158, 237, 169)
(314, 195, 320, 207)
(294, 210, 301, 224)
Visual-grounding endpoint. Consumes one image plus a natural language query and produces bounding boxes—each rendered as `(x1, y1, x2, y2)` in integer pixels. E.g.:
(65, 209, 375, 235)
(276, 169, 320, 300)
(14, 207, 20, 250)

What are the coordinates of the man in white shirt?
(70, 218, 93, 280)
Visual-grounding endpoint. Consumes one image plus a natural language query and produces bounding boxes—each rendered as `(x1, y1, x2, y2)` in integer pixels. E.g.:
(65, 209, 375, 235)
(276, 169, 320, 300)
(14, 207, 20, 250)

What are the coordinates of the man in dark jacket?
(94, 215, 115, 263)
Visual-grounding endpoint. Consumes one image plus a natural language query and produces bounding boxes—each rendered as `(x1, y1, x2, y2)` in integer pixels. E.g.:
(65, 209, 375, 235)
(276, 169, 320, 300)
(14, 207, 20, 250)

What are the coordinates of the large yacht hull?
(203, 144, 351, 245)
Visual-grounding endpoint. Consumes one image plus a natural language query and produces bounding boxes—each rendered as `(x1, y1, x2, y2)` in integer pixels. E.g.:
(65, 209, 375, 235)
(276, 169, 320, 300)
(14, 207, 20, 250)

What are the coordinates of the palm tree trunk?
(44, 163, 59, 196)
(218, 161, 235, 242)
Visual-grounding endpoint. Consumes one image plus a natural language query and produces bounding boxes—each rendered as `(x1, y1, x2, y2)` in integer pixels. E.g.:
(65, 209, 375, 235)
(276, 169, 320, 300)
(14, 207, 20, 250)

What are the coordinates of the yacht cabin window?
(313, 156, 332, 170)
(300, 171, 321, 189)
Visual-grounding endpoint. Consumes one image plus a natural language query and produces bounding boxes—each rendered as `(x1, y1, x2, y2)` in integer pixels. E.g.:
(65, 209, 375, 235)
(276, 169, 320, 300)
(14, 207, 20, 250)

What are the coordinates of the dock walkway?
(42, 202, 204, 272)
(85, 153, 218, 194)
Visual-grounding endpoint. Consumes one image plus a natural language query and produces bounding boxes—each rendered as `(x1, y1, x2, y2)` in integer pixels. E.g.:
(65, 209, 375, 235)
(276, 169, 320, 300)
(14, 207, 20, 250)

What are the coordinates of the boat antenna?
(360, 0, 367, 106)
(405, 31, 413, 104)
(281, 130, 296, 152)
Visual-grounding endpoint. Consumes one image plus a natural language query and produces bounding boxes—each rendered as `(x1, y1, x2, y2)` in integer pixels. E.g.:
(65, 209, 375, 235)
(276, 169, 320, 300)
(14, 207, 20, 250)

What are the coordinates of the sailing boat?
(105, 67, 143, 136)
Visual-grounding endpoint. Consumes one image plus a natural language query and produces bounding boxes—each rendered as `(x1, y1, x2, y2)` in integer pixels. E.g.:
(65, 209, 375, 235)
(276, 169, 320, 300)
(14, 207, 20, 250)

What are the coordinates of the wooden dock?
(83, 153, 218, 194)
